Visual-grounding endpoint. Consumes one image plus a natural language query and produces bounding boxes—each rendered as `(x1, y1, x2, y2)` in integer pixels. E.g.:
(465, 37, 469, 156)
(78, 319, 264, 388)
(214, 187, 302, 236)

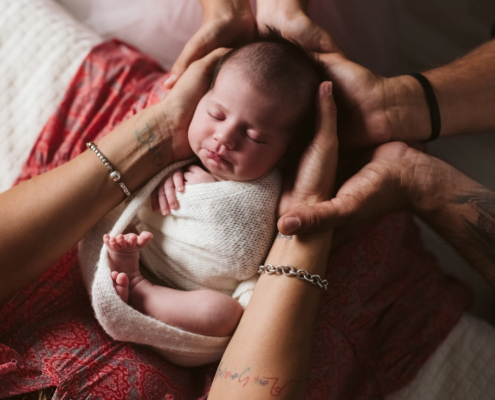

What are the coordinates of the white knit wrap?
(136, 168, 282, 296)
(79, 160, 282, 366)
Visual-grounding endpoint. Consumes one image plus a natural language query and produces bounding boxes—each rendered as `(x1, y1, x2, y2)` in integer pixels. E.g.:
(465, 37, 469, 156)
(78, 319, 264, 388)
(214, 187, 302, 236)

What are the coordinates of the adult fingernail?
(284, 217, 300, 234)
(324, 81, 333, 96)
(164, 74, 177, 87)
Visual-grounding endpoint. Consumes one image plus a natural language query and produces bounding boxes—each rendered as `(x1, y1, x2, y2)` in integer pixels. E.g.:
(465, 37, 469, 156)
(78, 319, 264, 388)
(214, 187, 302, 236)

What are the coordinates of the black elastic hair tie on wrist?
(408, 72, 441, 142)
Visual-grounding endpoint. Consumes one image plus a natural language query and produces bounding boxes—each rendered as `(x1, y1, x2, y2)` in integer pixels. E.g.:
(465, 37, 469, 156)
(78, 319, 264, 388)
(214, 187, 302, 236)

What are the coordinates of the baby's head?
(188, 29, 327, 181)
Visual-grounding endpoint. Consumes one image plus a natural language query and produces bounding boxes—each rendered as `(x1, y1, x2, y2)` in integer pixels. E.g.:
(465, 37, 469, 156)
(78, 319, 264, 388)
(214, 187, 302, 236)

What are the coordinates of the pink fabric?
(0, 40, 472, 399)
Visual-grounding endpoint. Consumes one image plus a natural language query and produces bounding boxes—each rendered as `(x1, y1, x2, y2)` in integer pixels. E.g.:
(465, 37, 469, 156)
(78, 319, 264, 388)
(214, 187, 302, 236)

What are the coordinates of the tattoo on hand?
(277, 232, 293, 240)
(213, 362, 303, 396)
(135, 123, 165, 166)
(453, 191, 495, 260)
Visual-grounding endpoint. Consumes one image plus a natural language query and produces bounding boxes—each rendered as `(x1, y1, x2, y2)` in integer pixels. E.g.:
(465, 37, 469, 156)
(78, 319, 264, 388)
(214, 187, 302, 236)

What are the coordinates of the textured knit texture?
(79, 159, 230, 367)
(136, 168, 282, 296)
(79, 161, 281, 366)
(0, 0, 102, 193)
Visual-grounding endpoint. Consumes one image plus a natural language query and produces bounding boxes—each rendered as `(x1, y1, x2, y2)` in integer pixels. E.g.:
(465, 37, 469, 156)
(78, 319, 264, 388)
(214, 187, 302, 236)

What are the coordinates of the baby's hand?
(151, 165, 216, 215)
(183, 164, 217, 185)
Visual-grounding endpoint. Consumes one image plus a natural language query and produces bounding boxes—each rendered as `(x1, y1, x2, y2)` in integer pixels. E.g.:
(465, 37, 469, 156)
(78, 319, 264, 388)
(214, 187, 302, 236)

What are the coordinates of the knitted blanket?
(136, 168, 282, 299)
(79, 162, 281, 366)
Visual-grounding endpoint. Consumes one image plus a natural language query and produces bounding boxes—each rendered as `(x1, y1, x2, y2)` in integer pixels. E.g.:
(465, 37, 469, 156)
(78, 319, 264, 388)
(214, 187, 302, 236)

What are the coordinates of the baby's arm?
(151, 164, 216, 215)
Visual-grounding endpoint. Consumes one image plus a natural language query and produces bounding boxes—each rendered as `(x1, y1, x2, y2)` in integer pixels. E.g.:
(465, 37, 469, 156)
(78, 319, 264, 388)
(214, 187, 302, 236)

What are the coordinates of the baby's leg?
(104, 232, 244, 337)
(130, 283, 244, 337)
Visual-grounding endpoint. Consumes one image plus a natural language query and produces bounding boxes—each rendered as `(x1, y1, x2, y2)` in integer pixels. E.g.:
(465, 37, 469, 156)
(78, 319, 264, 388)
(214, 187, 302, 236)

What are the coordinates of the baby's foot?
(104, 232, 153, 302)
(111, 270, 130, 303)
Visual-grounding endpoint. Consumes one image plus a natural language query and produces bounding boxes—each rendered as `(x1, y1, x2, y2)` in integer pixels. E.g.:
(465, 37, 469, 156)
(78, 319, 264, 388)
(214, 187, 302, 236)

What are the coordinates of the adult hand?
(164, 0, 256, 88)
(157, 47, 229, 162)
(319, 53, 430, 150)
(277, 81, 338, 232)
(278, 142, 423, 235)
(257, 0, 342, 54)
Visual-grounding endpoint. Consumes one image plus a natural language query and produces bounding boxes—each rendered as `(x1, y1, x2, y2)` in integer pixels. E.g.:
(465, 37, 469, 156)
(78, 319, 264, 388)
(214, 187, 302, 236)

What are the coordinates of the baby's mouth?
(206, 149, 229, 164)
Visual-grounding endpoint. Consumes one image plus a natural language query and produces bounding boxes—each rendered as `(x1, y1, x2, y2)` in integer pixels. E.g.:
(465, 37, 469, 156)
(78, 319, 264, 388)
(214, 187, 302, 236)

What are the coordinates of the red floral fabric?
(0, 40, 472, 399)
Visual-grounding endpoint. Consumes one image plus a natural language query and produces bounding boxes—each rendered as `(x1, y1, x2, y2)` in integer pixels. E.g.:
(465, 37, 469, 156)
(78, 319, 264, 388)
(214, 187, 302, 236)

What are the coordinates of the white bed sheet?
(0, 0, 101, 192)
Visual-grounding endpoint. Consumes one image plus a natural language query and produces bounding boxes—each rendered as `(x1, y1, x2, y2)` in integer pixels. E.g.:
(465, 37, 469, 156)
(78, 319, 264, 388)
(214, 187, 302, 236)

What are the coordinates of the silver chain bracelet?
(258, 264, 328, 290)
(86, 142, 134, 203)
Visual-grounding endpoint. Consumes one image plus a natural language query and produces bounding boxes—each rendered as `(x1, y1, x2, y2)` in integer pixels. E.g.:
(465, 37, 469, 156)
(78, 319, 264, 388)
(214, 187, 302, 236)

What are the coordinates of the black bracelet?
(408, 72, 441, 142)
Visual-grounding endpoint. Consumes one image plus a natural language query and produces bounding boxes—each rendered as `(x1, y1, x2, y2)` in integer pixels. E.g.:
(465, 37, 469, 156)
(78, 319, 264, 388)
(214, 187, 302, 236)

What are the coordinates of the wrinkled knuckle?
(307, 212, 322, 232)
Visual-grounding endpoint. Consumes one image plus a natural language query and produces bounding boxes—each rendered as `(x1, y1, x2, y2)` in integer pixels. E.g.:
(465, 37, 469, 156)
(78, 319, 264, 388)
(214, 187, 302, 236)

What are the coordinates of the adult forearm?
(208, 230, 333, 399)
(424, 39, 495, 137)
(0, 48, 224, 305)
(405, 149, 495, 286)
(391, 39, 495, 142)
(0, 104, 176, 304)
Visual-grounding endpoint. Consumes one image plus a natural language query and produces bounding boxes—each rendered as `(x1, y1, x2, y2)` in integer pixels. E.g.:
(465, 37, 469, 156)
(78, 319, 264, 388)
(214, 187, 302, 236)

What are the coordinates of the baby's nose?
(214, 124, 238, 149)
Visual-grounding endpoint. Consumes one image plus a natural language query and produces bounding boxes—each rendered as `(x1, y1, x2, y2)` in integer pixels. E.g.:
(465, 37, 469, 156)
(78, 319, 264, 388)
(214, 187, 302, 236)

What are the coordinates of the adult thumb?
(277, 197, 364, 235)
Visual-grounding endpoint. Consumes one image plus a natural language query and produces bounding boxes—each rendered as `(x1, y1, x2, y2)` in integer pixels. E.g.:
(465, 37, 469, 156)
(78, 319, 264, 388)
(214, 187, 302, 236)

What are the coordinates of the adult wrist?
(266, 230, 333, 277)
(257, 0, 308, 25)
(96, 105, 179, 192)
(202, 0, 252, 21)
(401, 148, 449, 216)
(384, 75, 431, 143)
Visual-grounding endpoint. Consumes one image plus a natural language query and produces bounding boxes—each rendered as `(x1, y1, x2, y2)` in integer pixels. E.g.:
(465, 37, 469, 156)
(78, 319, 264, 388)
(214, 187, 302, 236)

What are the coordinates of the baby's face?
(188, 65, 300, 181)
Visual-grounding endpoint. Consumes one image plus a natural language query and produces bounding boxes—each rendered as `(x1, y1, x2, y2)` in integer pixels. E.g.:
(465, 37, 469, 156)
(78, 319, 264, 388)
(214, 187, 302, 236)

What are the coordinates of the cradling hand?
(151, 165, 216, 215)
(277, 81, 338, 231)
(164, 0, 256, 88)
(257, 1, 342, 54)
(319, 53, 428, 150)
(156, 47, 229, 162)
(319, 52, 394, 150)
(278, 141, 422, 235)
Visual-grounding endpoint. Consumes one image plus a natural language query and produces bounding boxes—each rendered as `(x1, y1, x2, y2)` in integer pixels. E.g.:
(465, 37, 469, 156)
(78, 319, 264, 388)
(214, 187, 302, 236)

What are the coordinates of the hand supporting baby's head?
(188, 28, 327, 182)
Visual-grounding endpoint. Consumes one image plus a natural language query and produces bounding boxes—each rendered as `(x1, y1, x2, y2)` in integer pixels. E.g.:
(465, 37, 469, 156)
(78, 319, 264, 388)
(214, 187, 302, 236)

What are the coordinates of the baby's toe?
(115, 272, 129, 287)
(105, 236, 118, 250)
(137, 231, 153, 247)
(116, 235, 127, 249)
(127, 234, 138, 247)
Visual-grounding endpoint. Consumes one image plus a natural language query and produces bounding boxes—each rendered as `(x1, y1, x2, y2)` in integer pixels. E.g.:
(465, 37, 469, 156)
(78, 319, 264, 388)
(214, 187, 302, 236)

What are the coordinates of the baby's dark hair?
(210, 28, 328, 155)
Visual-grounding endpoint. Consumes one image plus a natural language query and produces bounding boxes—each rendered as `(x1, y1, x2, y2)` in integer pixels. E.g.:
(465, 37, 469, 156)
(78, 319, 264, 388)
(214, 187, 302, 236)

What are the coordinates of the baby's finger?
(172, 170, 185, 192)
(151, 187, 160, 212)
(157, 181, 170, 216)
(185, 164, 202, 173)
(164, 176, 179, 211)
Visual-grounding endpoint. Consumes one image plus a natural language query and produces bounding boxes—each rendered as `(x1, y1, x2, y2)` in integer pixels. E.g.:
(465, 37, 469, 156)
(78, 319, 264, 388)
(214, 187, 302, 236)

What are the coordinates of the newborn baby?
(103, 30, 326, 338)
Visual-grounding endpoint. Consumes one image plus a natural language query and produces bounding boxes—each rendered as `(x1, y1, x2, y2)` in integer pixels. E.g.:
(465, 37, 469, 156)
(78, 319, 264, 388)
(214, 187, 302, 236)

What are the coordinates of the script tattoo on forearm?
(453, 191, 495, 262)
(135, 123, 165, 166)
(213, 362, 303, 396)
(277, 232, 293, 240)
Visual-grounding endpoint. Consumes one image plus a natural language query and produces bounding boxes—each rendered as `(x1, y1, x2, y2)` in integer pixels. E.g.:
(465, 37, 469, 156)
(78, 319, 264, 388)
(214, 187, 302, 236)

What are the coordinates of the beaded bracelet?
(86, 142, 133, 203)
(258, 264, 328, 290)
